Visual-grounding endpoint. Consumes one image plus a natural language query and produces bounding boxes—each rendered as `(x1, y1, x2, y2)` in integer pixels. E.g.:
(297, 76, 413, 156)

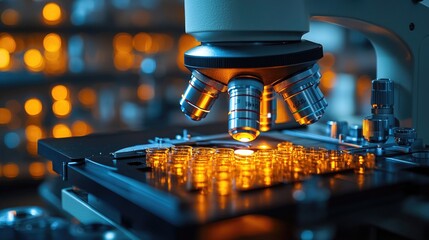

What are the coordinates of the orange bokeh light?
(1, 9, 20, 26)
(0, 33, 16, 53)
(177, 34, 200, 72)
(25, 125, 43, 142)
(51, 85, 68, 100)
(114, 52, 134, 71)
(43, 33, 62, 52)
(27, 142, 38, 156)
(0, 48, 10, 69)
(72, 120, 93, 136)
(320, 70, 337, 89)
(114, 33, 133, 53)
(52, 100, 71, 117)
(24, 49, 45, 71)
(24, 98, 43, 116)
(0, 108, 12, 124)
(42, 3, 62, 23)
(3, 163, 19, 179)
(78, 88, 97, 107)
(357, 75, 372, 94)
(29, 162, 46, 178)
(133, 32, 152, 53)
(137, 84, 155, 101)
(52, 124, 72, 138)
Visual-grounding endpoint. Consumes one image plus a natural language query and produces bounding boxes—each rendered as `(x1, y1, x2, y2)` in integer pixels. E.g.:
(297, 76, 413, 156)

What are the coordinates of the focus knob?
(348, 124, 363, 142)
(362, 117, 389, 143)
(326, 121, 348, 138)
(393, 127, 417, 146)
(371, 78, 394, 114)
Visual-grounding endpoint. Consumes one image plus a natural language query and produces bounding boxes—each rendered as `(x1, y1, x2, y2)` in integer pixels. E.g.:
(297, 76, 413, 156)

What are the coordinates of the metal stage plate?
(38, 123, 429, 239)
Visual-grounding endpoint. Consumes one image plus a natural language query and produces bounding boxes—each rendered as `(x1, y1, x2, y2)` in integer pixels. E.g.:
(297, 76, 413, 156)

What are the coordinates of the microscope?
(31, 0, 429, 239)
(180, 0, 429, 145)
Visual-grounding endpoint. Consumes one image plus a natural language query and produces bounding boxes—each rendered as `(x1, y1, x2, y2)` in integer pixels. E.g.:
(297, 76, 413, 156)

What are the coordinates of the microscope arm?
(306, 0, 429, 144)
(183, 0, 429, 144)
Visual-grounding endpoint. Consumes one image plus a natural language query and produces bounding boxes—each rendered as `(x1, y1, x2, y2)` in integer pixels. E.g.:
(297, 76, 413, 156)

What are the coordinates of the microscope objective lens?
(273, 64, 327, 125)
(180, 71, 227, 121)
(227, 78, 263, 142)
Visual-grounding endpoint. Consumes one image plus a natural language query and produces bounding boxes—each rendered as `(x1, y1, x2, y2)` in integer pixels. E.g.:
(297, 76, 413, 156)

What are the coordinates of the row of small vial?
(145, 143, 375, 195)
(145, 143, 375, 175)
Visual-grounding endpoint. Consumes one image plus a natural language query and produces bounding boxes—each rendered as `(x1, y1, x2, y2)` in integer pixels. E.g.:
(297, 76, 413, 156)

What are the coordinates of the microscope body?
(31, 3, 429, 238)
(182, 0, 429, 145)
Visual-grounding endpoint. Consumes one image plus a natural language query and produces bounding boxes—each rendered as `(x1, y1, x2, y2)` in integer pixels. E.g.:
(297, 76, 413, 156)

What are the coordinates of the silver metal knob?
(371, 78, 394, 114)
(348, 124, 363, 142)
(362, 117, 389, 143)
(326, 121, 348, 138)
(393, 127, 416, 146)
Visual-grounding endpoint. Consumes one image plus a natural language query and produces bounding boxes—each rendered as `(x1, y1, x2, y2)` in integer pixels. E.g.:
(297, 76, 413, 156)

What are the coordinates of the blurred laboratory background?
(0, 0, 375, 197)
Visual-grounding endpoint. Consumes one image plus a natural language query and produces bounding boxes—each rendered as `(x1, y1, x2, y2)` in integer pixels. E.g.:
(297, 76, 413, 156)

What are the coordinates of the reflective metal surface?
(362, 116, 389, 143)
(371, 78, 394, 114)
(273, 64, 327, 125)
(259, 85, 276, 132)
(369, 78, 398, 132)
(180, 71, 227, 121)
(394, 127, 417, 146)
(0, 206, 45, 226)
(37, 123, 429, 239)
(182, 41, 323, 142)
(228, 78, 263, 142)
(326, 120, 348, 138)
(348, 124, 363, 142)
